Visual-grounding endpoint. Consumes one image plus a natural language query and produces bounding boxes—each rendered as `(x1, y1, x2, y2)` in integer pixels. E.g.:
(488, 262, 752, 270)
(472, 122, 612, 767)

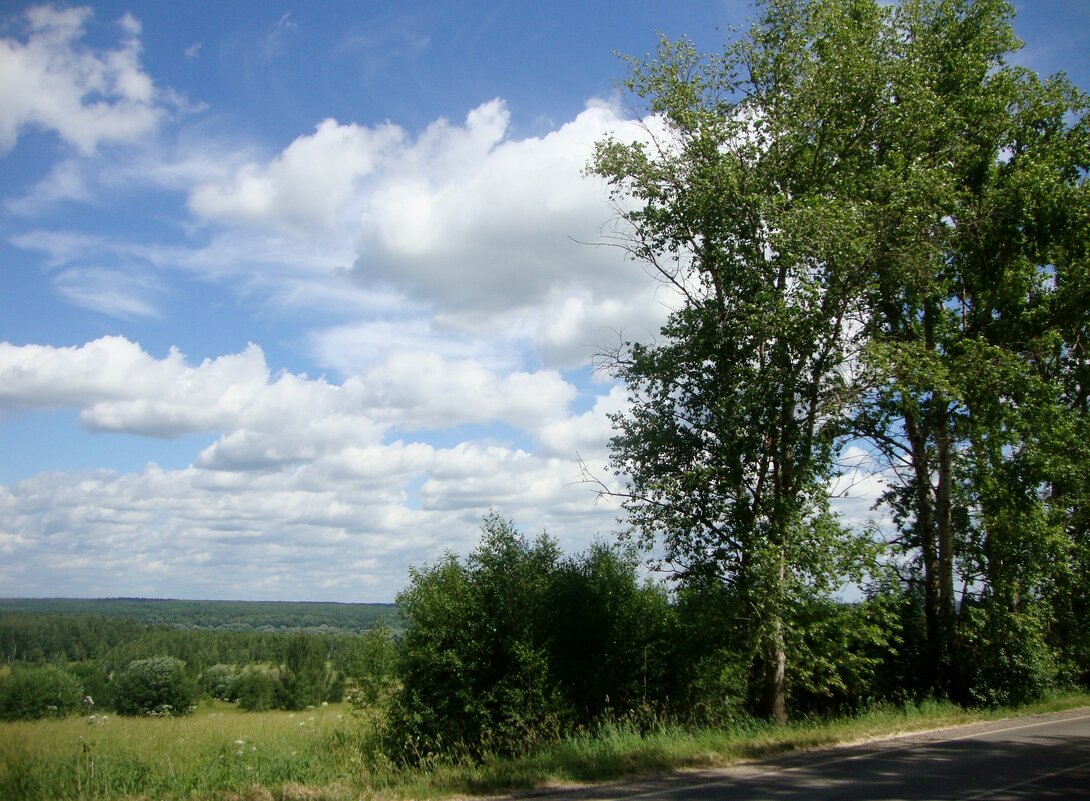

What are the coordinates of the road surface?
(547, 708, 1090, 800)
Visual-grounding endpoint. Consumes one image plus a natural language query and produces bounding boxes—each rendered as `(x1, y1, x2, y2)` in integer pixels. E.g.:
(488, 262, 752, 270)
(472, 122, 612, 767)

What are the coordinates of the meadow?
(3, 692, 1089, 801)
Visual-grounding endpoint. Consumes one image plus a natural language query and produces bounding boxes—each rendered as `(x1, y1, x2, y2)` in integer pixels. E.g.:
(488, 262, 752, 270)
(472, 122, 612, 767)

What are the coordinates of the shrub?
(112, 656, 196, 716)
(275, 632, 341, 710)
(349, 623, 399, 708)
(956, 606, 1057, 708)
(200, 664, 238, 701)
(0, 665, 83, 721)
(233, 668, 276, 711)
(389, 514, 678, 759)
(389, 513, 566, 759)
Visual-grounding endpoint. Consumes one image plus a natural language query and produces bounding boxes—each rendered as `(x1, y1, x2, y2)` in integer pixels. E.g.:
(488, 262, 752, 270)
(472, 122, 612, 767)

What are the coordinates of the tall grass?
(0, 701, 362, 801)
(2, 692, 1088, 801)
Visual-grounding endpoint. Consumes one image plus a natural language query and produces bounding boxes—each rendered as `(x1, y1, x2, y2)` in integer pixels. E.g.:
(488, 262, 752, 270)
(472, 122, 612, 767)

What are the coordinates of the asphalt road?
(549, 708, 1090, 801)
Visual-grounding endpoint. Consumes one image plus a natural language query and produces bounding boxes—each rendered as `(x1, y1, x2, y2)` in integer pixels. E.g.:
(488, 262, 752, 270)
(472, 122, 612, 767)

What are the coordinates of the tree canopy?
(591, 0, 1089, 719)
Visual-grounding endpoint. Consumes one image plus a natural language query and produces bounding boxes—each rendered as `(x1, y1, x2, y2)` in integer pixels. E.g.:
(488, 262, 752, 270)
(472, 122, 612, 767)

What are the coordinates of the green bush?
(200, 664, 238, 701)
(389, 513, 680, 760)
(111, 656, 196, 716)
(349, 623, 399, 708)
(956, 606, 1057, 708)
(389, 513, 566, 759)
(0, 665, 84, 720)
(275, 632, 334, 710)
(233, 668, 276, 711)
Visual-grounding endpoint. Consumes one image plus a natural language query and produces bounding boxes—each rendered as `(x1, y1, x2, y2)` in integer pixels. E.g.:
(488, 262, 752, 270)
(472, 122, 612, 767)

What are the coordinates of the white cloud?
(353, 99, 643, 316)
(0, 335, 582, 451)
(0, 334, 627, 598)
(0, 336, 270, 436)
(0, 5, 178, 155)
(52, 267, 162, 319)
(1, 87, 683, 599)
(183, 96, 668, 369)
(189, 118, 404, 234)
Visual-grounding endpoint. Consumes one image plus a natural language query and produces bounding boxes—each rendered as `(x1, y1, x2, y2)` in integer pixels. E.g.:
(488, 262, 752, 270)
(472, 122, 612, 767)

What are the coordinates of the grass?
(2, 692, 1088, 801)
(0, 701, 360, 801)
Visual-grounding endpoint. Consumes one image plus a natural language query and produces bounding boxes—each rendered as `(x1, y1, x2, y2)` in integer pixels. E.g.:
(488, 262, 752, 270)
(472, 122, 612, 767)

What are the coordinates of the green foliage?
(955, 605, 1058, 708)
(390, 514, 680, 760)
(200, 663, 237, 701)
(590, 0, 1090, 718)
(111, 657, 196, 717)
(0, 665, 84, 721)
(390, 512, 565, 759)
(275, 631, 340, 710)
(547, 542, 678, 725)
(232, 668, 276, 711)
(0, 598, 399, 635)
(349, 623, 399, 707)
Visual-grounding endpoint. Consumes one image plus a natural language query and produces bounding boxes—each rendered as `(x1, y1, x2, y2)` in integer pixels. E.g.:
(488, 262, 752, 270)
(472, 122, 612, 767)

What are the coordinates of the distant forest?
(0, 598, 399, 635)
(0, 599, 401, 718)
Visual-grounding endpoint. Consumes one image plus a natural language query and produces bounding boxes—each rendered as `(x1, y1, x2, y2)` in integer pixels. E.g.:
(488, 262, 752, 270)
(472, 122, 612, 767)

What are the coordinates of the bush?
(274, 632, 343, 710)
(112, 656, 196, 716)
(0, 665, 84, 721)
(200, 664, 238, 701)
(233, 668, 277, 711)
(389, 513, 566, 759)
(349, 623, 399, 708)
(956, 606, 1057, 708)
(389, 513, 678, 760)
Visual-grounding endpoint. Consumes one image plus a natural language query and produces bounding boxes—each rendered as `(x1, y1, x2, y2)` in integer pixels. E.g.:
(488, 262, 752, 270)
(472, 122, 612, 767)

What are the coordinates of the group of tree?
(369, 0, 1089, 759)
(0, 597, 398, 635)
(2, 0, 1086, 767)
(587, 0, 1088, 722)
(0, 621, 353, 720)
(375, 513, 894, 760)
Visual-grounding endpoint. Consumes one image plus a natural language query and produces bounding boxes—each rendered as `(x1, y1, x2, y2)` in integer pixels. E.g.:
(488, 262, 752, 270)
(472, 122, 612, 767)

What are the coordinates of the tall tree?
(591, 0, 888, 721)
(853, 0, 1089, 699)
(592, 0, 1089, 716)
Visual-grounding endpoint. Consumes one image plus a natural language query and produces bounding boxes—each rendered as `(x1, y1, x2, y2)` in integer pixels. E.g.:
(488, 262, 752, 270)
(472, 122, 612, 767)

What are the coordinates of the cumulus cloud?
(1, 79, 688, 599)
(0, 5, 180, 155)
(0, 336, 621, 600)
(353, 99, 641, 316)
(0, 336, 271, 435)
(0, 335, 583, 440)
(185, 97, 669, 369)
(189, 119, 404, 234)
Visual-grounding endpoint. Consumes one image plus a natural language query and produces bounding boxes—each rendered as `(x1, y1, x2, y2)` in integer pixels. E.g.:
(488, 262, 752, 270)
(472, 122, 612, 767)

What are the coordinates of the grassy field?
(2, 692, 1088, 801)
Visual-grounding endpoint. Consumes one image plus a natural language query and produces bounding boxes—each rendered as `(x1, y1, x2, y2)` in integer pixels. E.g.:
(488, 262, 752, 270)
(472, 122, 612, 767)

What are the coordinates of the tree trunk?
(760, 614, 788, 724)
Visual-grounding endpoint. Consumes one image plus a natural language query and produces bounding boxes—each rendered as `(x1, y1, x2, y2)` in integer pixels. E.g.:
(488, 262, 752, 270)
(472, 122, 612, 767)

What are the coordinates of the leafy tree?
(590, 0, 888, 721)
(349, 623, 399, 708)
(547, 542, 677, 725)
(200, 664, 238, 701)
(389, 513, 565, 759)
(849, 0, 1089, 701)
(275, 631, 342, 709)
(111, 656, 196, 717)
(592, 0, 1089, 715)
(0, 665, 83, 721)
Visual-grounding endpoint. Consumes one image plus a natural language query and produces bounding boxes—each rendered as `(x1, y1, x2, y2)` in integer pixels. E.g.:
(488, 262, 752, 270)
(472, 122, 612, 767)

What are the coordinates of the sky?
(1, 1, 1087, 603)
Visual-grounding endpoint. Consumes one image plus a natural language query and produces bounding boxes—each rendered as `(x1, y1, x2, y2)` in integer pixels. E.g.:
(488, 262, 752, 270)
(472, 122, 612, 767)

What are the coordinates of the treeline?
(0, 612, 387, 720)
(0, 598, 398, 635)
(0, 612, 385, 672)
(585, 0, 1090, 724)
(337, 512, 1088, 762)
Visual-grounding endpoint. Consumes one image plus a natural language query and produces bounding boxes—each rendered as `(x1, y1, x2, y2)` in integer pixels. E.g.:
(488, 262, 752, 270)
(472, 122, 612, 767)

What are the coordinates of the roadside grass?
(1, 692, 1087, 801)
(394, 690, 1090, 799)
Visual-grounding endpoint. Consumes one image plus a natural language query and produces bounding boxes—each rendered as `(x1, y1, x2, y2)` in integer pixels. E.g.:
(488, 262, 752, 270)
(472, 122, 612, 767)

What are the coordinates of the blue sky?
(1, 1, 1087, 602)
